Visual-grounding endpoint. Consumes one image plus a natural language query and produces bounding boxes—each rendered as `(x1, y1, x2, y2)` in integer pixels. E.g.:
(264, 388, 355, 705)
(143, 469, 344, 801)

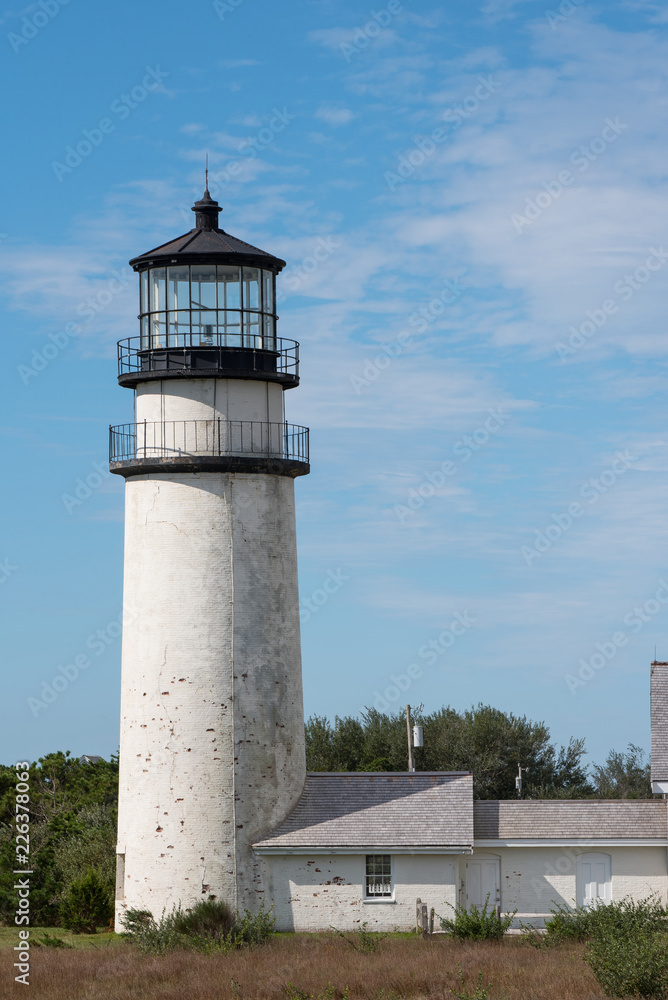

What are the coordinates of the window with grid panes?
(365, 854, 392, 897)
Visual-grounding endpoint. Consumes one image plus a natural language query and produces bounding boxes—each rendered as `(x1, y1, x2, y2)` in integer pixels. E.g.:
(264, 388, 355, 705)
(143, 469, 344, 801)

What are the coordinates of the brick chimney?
(650, 662, 668, 793)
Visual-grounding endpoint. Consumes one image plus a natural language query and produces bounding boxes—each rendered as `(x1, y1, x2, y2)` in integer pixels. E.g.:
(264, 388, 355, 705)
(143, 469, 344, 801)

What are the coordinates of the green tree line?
(305, 705, 651, 800)
(0, 752, 117, 926)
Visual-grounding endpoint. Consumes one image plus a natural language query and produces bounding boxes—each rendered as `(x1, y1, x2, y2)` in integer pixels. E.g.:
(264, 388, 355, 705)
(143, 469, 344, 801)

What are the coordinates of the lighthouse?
(110, 187, 309, 928)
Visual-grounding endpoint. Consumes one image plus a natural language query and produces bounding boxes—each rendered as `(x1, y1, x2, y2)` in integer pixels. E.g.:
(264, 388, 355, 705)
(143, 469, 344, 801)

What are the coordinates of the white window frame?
(363, 854, 394, 903)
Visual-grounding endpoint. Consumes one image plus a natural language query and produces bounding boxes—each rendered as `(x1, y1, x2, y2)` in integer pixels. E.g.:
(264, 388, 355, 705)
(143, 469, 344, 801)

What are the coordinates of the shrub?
(234, 902, 276, 946)
(541, 896, 668, 946)
(570, 897, 668, 997)
(121, 898, 275, 954)
(39, 932, 74, 948)
(587, 896, 668, 939)
(440, 895, 516, 941)
(171, 898, 236, 944)
(121, 908, 183, 955)
(543, 903, 594, 944)
(586, 929, 668, 998)
(59, 869, 114, 934)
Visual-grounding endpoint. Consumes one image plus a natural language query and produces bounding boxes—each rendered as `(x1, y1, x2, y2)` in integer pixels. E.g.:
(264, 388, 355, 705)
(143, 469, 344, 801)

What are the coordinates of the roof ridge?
(134, 229, 195, 258)
(476, 799, 662, 805)
(176, 230, 203, 251)
(306, 770, 472, 777)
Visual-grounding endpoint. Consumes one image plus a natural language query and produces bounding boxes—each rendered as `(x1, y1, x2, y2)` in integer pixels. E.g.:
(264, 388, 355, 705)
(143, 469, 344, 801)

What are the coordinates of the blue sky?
(3, 0, 668, 772)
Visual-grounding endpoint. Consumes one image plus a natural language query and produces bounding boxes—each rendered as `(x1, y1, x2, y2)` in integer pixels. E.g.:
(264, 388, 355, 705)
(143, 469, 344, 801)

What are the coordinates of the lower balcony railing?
(109, 420, 309, 465)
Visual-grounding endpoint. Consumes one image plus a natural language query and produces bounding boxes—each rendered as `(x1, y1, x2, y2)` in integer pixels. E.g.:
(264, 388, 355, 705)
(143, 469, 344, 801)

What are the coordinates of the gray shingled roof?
(651, 662, 668, 782)
(253, 772, 474, 850)
(474, 800, 667, 839)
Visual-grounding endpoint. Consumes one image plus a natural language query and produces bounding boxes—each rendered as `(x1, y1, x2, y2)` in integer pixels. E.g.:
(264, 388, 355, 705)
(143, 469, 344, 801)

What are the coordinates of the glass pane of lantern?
(176, 310, 191, 344)
(263, 314, 276, 350)
(150, 267, 166, 312)
(167, 266, 190, 311)
(140, 270, 149, 315)
(192, 310, 216, 345)
(191, 264, 217, 312)
(242, 267, 260, 310)
(150, 314, 166, 349)
(191, 310, 203, 340)
(220, 309, 241, 347)
(245, 312, 260, 348)
(263, 270, 274, 313)
(166, 312, 176, 347)
(217, 265, 240, 310)
(141, 316, 149, 349)
(167, 312, 190, 347)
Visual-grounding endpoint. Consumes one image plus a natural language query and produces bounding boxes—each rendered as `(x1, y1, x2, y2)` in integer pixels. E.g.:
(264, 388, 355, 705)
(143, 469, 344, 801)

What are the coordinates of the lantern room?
(117, 187, 298, 388)
(137, 262, 277, 349)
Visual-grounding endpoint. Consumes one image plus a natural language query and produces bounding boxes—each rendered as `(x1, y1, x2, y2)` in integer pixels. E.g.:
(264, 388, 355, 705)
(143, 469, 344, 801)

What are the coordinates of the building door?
(465, 857, 500, 914)
(577, 853, 611, 908)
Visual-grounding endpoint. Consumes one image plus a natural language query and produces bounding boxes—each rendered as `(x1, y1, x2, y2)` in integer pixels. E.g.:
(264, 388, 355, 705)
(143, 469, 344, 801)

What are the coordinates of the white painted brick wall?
(262, 855, 458, 932)
(136, 378, 284, 424)
(261, 848, 668, 932)
(469, 847, 668, 925)
(609, 846, 668, 905)
(115, 469, 305, 929)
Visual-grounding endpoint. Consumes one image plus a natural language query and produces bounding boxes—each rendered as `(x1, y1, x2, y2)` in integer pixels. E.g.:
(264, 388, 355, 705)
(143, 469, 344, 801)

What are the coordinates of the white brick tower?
(111, 188, 309, 928)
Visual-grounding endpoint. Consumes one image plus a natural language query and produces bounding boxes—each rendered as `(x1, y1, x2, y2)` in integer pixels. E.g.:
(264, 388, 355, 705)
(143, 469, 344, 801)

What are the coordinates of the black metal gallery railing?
(117, 335, 299, 380)
(109, 420, 309, 465)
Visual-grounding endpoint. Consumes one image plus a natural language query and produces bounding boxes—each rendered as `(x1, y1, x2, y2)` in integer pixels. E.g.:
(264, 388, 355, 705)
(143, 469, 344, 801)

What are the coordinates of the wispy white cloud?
(308, 25, 402, 56)
(0, 4, 36, 28)
(315, 105, 355, 126)
(358, 20, 668, 365)
(308, 27, 360, 51)
(478, 0, 544, 25)
(620, 0, 668, 23)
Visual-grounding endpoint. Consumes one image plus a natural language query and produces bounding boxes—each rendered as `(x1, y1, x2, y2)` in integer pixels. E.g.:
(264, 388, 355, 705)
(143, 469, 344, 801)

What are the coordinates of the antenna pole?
(205, 153, 209, 190)
(516, 764, 528, 798)
(406, 704, 415, 773)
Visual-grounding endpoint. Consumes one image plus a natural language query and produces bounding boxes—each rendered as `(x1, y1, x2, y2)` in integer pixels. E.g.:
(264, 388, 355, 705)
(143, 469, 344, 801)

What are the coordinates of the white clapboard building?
(110, 191, 668, 931)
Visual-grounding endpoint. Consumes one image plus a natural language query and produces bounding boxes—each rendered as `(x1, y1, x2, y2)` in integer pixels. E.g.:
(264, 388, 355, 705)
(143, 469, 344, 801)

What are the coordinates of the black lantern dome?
(129, 188, 287, 271)
(117, 190, 296, 389)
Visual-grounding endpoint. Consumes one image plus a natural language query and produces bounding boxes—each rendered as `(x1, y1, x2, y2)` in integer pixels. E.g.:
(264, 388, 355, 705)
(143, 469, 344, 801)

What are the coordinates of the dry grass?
(0, 932, 611, 1000)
